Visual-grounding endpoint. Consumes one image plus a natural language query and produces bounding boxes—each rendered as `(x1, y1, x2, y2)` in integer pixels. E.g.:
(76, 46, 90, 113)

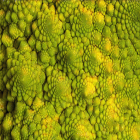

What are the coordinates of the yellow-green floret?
(8, 99, 62, 140)
(57, 31, 83, 75)
(3, 47, 45, 104)
(44, 69, 72, 113)
(60, 106, 96, 139)
(72, 73, 98, 108)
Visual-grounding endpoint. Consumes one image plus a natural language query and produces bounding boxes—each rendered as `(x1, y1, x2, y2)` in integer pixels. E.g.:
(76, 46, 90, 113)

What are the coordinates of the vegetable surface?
(1, 0, 140, 139)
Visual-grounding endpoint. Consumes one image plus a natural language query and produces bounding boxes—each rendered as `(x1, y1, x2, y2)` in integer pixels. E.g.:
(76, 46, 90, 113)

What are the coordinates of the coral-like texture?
(1, 0, 140, 140)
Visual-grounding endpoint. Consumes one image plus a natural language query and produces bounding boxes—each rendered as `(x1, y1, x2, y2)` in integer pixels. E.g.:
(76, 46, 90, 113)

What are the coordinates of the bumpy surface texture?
(1, 0, 140, 139)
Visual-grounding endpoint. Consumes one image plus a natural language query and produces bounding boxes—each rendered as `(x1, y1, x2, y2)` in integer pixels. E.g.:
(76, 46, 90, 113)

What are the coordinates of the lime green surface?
(0, 0, 140, 139)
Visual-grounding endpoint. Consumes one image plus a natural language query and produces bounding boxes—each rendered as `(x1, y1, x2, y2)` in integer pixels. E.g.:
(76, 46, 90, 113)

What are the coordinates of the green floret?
(70, 7, 93, 37)
(102, 25, 111, 38)
(60, 106, 96, 140)
(90, 30, 102, 46)
(117, 93, 134, 115)
(101, 56, 113, 77)
(93, 12, 105, 32)
(21, 124, 29, 140)
(128, 122, 140, 140)
(32, 97, 44, 111)
(77, 9, 93, 33)
(124, 75, 139, 98)
(23, 109, 35, 125)
(112, 59, 121, 72)
(100, 37, 112, 56)
(37, 44, 57, 70)
(3, 50, 45, 104)
(127, 1, 140, 22)
(81, 0, 95, 13)
(72, 73, 98, 108)
(18, 19, 27, 32)
(5, 10, 12, 24)
(99, 76, 114, 100)
(13, 101, 26, 125)
(104, 95, 120, 132)
(18, 40, 32, 54)
(12, 0, 42, 20)
(41, 13, 62, 38)
(26, 14, 33, 24)
(107, 134, 118, 140)
(0, 9, 6, 26)
(57, 33, 83, 75)
(56, 0, 80, 18)
(4, 99, 62, 140)
(11, 125, 21, 140)
(44, 69, 72, 113)
(95, 0, 106, 15)
(110, 45, 120, 60)
(40, 51, 50, 63)
(9, 23, 23, 39)
(107, 3, 114, 17)
(28, 35, 36, 49)
(83, 45, 104, 76)
(105, 15, 112, 26)
(110, 33, 119, 46)
(113, 71, 125, 92)
(2, 29, 13, 47)
(35, 5, 62, 45)
(121, 57, 131, 73)
(2, 113, 13, 132)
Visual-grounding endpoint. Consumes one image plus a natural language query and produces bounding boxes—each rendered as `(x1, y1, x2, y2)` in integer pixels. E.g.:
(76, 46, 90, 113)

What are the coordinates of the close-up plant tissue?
(0, 0, 140, 140)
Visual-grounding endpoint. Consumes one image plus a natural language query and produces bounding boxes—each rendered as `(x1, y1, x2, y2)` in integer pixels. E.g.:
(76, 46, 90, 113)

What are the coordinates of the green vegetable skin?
(1, 0, 140, 139)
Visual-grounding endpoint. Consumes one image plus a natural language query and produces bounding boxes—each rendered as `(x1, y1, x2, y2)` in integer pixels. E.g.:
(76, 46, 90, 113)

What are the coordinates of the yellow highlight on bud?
(132, 127, 139, 140)
(84, 76, 97, 98)
(104, 38, 111, 52)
